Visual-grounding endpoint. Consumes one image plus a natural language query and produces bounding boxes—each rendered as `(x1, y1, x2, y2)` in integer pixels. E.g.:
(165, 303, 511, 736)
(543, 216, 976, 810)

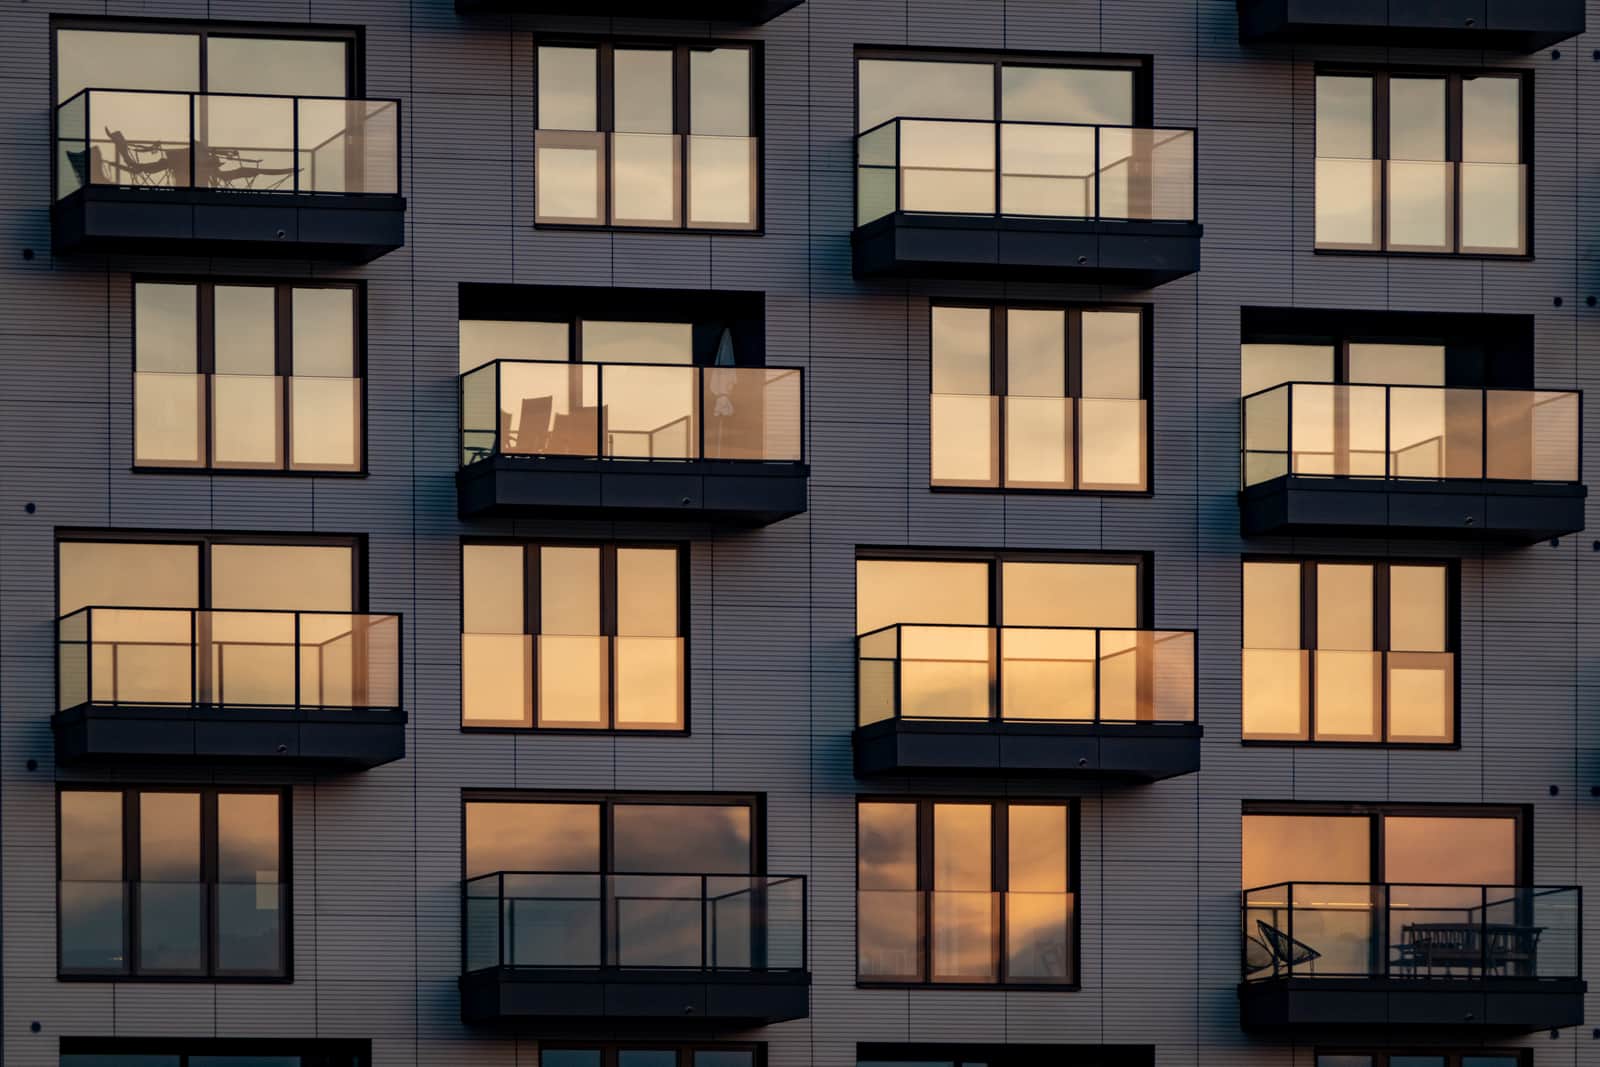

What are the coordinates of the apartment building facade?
(2, 0, 1597, 1065)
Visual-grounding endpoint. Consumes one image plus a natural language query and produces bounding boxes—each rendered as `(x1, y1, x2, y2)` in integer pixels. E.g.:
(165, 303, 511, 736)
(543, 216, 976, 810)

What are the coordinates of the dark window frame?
(538, 1042, 766, 1066)
(59, 1036, 371, 1065)
(50, 14, 364, 100)
(1240, 555, 1460, 749)
(533, 35, 765, 236)
(131, 276, 368, 478)
(458, 537, 691, 735)
(856, 1045, 1155, 1067)
(55, 528, 368, 616)
(461, 789, 766, 880)
(928, 300, 1155, 497)
(1242, 800, 1533, 887)
(1312, 65, 1534, 260)
(56, 784, 292, 982)
(856, 546, 1155, 630)
(1313, 1051, 1530, 1067)
(854, 795, 1082, 992)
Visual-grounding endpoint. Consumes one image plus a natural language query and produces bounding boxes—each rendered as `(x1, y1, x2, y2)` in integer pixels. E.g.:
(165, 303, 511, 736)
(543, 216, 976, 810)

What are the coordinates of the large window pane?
(1390, 565, 1446, 652)
(135, 283, 204, 466)
(932, 803, 994, 982)
(60, 791, 126, 972)
(614, 804, 750, 874)
(59, 541, 200, 614)
(207, 37, 346, 97)
(216, 793, 282, 973)
(1316, 563, 1372, 650)
(539, 47, 599, 131)
(858, 802, 920, 980)
(581, 321, 693, 365)
(1315, 75, 1377, 249)
(541, 546, 601, 634)
(209, 544, 353, 612)
(1001, 66, 1132, 125)
(465, 801, 600, 878)
(1007, 805, 1071, 983)
(690, 49, 751, 136)
(1383, 816, 1516, 885)
(1317, 75, 1373, 159)
(138, 792, 203, 973)
(857, 59, 994, 132)
(856, 559, 989, 635)
(616, 548, 678, 637)
(459, 319, 570, 373)
(1241, 814, 1371, 888)
(615, 50, 674, 133)
(1006, 310, 1064, 397)
(292, 288, 354, 377)
(57, 30, 199, 103)
(1242, 562, 1307, 740)
(1000, 561, 1137, 629)
(289, 289, 361, 472)
(1240, 343, 1334, 398)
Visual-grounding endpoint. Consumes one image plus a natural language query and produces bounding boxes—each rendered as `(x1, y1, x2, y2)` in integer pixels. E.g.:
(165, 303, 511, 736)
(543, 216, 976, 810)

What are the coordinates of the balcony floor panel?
(460, 967, 811, 1027)
(853, 719, 1202, 782)
(455, 0, 803, 17)
(1238, 976, 1586, 1034)
(1237, 0, 1584, 49)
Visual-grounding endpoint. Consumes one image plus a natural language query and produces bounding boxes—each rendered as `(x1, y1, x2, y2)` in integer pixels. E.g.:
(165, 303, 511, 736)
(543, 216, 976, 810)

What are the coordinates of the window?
(857, 52, 1141, 133)
(858, 1049, 1152, 1067)
(535, 41, 758, 230)
(931, 304, 1148, 491)
(58, 787, 286, 979)
(58, 1038, 370, 1066)
(1315, 1055, 1524, 1067)
(857, 799, 1076, 987)
(1315, 70, 1527, 255)
(539, 1046, 761, 1067)
(134, 281, 362, 473)
(461, 542, 684, 730)
(857, 553, 1142, 635)
(1242, 559, 1454, 744)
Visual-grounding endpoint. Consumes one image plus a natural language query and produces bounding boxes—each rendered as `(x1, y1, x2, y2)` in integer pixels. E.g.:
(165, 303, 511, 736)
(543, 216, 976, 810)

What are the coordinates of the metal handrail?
(1240, 380, 1584, 486)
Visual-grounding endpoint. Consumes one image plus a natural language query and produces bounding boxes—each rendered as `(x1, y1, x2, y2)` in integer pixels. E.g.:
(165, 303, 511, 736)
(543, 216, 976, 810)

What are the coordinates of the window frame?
(58, 1036, 371, 1065)
(1242, 801, 1532, 887)
(461, 790, 766, 880)
(538, 1042, 766, 1066)
(1312, 65, 1534, 260)
(928, 301, 1155, 495)
(1240, 555, 1460, 749)
(54, 529, 367, 616)
(56, 784, 292, 982)
(532, 36, 765, 236)
(856, 546, 1154, 631)
(855, 1046, 1155, 1067)
(50, 14, 364, 101)
(1313, 1050, 1530, 1067)
(853, 795, 1082, 991)
(459, 538, 690, 735)
(131, 277, 367, 477)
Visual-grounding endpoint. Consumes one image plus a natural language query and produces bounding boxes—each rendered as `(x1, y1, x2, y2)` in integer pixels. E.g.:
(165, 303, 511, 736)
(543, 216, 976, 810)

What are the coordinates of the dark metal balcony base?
(52, 186, 406, 263)
(1236, 0, 1584, 50)
(456, 455, 809, 524)
(460, 967, 811, 1026)
(52, 704, 407, 770)
(1240, 476, 1586, 543)
(852, 719, 1203, 782)
(851, 212, 1202, 288)
(1238, 977, 1587, 1034)
(455, 0, 804, 18)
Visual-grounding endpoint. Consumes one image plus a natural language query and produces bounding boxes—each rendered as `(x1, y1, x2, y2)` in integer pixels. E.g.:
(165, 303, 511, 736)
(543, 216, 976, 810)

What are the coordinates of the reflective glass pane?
(932, 394, 1000, 487)
(1001, 66, 1132, 125)
(1098, 127, 1194, 221)
(210, 544, 353, 612)
(1078, 398, 1146, 490)
(1243, 562, 1300, 650)
(298, 97, 398, 195)
(61, 1056, 180, 1067)
(1003, 396, 1069, 489)
(1464, 76, 1520, 163)
(1313, 650, 1381, 741)
(1000, 123, 1095, 217)
(212, 374, 284, 468)
(614, 636, 684, 728)
(615, 804, 750, 874)
(1315, 1058, 1374, 1067)
(542, 1054, 603, 1067)
(138, 792, 203, 973)
(462, 632, 532, 726)
(1387, 650, 1454, 743)
(459, 319, 569, 373)
(696, 1053, 756, 1067)
(1315, 157, 1380, 249)
(617, 548, 678, 637)
(58, 541, 199, 614)
(900, 626, 993, 718)
(611, 132, 681, 226)
(691, 48, 751, 136)
(1006, 309, 1065, 397)
(1488, 389, 1578, 481)
(856, 559, 989, 635)
(618, 1052, 676, 1067)
(932, 804, 994, 980)
(934, 804, 990, 891)
(858, 802, 918, 891)
(1461, 161, 1526, 253)
(464, 544, 524, 634)
(135, 283, 197, 374)
(216, 793, 282, 974)
(1387, 159, 1453, 252)
(207, 37, 346, 96)
(218, 793, 279, 882)
(1348, 343, 1444, 387)
(1006, 889, 1071, 983)
(1001, 561, 1137, 629)
(288, 377, 359, 471)
(602, 365, 696, 457)
(931, 888, 995, 981)
(292, 288, 354, 378)
(536, 131, 605, 224)
(538, 634, 609, 727)
(88, 90, 192, 188)
(1240, 814, 1371, 888)
(1001, 627, 1095, 720)
(900, 120, 995, 214)
(1384, 815, 1517, 885)
(541, 546, 600, 635)
(582, 321, 693, 364)
(215, 286, 275, 375)
(464, 801, 600, 878)
(57, 30, 199, 103)
(135, 371, 205, 467)
(687, 134, 756, 228)
(1390, 565, 1446, 652)
(1009, 805, 1068, 892)
(857, 59, 994, 132)
(1242, 648, 1308, 740)
(933, 306, 991, 394)
(1081, 311, 1141, 399)
(1387, 385, 1483, 478)
(858, 802, 921, 980)
(195, 95, 296, 191)
(62, 791, 124, 881)
(1316, 75, 1373, 159)
(615, 49, 674, 133)
(1317, 564, 1373, 650)
(1240, 343, 1334, 398)
(538, 47, 598, 131)
(1391, 78, 1446, 161)
(703, 367, 801, 461)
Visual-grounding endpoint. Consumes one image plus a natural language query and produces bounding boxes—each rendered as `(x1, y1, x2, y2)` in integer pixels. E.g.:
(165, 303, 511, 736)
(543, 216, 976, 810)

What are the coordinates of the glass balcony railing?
(460, 360, 803, 466)
(856, 117, 1197, 228)
(856, 624, 1196, 727)
(1314, 157, 1528, 255)
(57, 607, 402, 712)
(857, 889, 1076, 985)
(1242, 882, 1582, 983)
(463, 872, 807, 974)
(1241, 382, 1581, 488)
(534, 130, 759, 230)
(55, 88, 401, 200)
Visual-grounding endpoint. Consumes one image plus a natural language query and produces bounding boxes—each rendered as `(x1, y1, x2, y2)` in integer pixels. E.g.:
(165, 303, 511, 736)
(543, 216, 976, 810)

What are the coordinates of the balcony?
(853, 119, 1201, 286)
(853, 624, 1199, 781)
(53, 607, 405, 770)
(461, 872, 810, 1026)
(1237, 0, 1584, 51)
(1240, 383, 1585, 542)
(457, 0, 804, 21)
(1240, 882, 1585, 1033)
(54, 89, 404, 261)
(457, 360, 807, 523)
